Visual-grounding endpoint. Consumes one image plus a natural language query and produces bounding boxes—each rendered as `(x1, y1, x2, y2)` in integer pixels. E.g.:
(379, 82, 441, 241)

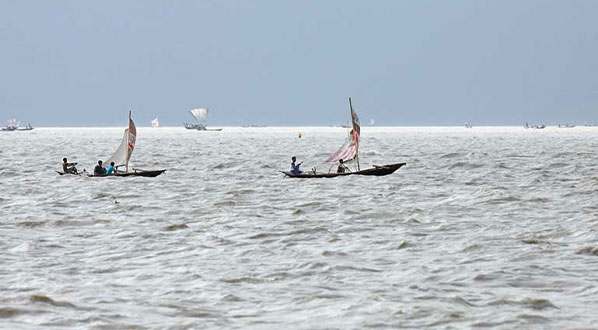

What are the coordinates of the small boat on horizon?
(1, 119, 33, 131)
(524, 122, 546, 129)
(282, 98, 405, 178)
(184, 108, 223, 131)
(558, 123, 575, 128)
(151, 118, 160, 128)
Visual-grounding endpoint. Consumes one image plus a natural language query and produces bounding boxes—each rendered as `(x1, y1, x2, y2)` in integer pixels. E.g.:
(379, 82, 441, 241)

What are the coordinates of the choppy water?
(1, 126, 598, 329)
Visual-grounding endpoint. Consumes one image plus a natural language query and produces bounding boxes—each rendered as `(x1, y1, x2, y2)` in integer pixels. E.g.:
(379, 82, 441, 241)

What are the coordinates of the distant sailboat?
(525, 122, 545, 129)
(282, 98, 405, 178)
(558, 123, 575, 128)
(184, 108, 222, 131)
(1, 119, 33, 131)
(151, 118, 159, 128)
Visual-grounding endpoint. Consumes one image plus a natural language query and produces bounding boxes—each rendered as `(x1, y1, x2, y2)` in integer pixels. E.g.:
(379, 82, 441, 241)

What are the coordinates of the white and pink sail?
(105, 111, 137, 172)
(326, 98, 361, 163)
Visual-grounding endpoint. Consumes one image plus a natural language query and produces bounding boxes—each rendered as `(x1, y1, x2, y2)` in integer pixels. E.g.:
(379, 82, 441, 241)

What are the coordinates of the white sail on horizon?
(189, 108, 208, 122)
(6, 119, 19, 128)
(151, 118, 159, 128)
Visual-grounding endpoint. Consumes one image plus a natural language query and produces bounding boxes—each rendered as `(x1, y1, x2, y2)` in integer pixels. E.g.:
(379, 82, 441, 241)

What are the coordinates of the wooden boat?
(59, 111, 166, 178)
(184, 108, 223, 131)
(1, 119, 33, 131)
(283, 98, 405, 179)
(282, 162, 406, 178)
(56, 169, 166, 177)
(89, 169, 166, 178)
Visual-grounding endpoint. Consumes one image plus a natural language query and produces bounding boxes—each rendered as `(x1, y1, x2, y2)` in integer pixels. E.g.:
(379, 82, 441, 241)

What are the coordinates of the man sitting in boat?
(337, 159, 349, 173)
(290, 156, 303, 174)
(62, 158, 78, 174)
(94, 160, 106, 176)
(105, 162, 116, 175)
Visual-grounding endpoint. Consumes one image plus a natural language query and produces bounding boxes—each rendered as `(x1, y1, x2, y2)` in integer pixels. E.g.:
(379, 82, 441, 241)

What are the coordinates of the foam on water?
(1, 126, 598, 328)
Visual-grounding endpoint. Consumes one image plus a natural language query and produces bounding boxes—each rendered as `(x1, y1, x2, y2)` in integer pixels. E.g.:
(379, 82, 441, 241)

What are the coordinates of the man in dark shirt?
(337, 158, 349, 173)
(290, 156, 303, 174)
(94, 160, 106, 176)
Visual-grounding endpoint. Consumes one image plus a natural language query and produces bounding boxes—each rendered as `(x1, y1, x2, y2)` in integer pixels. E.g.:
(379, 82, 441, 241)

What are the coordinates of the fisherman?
(337, 158, 349, 173)
(290, 156, 303, 174)
(105, 162, 116, 175)
(62, 158, 78, 174)
(94, 160, 106, 176)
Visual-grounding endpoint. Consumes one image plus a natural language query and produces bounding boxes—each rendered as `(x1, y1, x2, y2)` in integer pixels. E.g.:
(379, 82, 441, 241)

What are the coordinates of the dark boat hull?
(184, 123, 222, 131)
(58, 170, 166, 177)
(89, 170, 166, 178)
(282, 162, 406, 178)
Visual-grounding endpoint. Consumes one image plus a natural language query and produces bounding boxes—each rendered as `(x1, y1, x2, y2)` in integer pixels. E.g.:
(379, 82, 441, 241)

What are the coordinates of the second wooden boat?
(282, 162, 406, 178)
(283, 98, 405, 179)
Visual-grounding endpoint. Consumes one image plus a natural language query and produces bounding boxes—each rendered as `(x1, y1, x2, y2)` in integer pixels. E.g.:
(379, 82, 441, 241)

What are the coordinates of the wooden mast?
(126, 110, 131, 173)
(349, 97, 360, 171)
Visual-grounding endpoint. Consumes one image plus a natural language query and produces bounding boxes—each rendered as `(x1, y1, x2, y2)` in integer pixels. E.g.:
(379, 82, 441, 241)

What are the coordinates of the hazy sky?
(1, 0, 597, 126)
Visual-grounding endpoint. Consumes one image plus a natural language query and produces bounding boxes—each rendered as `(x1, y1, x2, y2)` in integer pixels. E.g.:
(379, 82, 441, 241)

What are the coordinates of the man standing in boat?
(62, 158, 78, 174)
(290, 156, 303, 174)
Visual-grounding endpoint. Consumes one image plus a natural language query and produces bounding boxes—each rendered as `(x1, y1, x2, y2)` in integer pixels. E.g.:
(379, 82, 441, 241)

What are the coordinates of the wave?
(29, 294, 75, 308)
(440, 152, 465, 159)
(576, 246, 598, 256)
(162, 223, 189, 231)
(0, 307, 27, 318)
(448, 162, 484, 170)
(487, 297, 557, 310)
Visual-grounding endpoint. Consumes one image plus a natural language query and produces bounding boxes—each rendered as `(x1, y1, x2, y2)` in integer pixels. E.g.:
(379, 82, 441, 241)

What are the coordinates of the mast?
(349, 97, 360, 171)
(126, 110, 131, 172)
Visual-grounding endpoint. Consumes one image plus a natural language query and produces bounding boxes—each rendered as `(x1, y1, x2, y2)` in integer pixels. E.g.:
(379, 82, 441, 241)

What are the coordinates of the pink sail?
(326, 98, 360, 163)
(127, 114, 136, 158)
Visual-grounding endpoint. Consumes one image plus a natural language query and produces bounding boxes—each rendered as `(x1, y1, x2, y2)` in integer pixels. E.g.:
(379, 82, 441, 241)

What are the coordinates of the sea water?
(1, 126, 597, 329)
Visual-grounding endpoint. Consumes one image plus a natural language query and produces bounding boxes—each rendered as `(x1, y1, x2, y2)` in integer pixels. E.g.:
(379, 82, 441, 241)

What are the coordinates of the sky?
(1, 0, 597, 126)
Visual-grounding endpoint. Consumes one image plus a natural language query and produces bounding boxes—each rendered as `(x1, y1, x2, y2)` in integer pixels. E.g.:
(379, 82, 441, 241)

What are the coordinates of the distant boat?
(57, 111, 166, 177)
(151, 118, 159, 128)
(525, 122, 545, 129)
(282, 98, 406, 178)
(184, 108, 222, 131)
(1, 119, 33, 131)
(558, 123, 575, 128)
